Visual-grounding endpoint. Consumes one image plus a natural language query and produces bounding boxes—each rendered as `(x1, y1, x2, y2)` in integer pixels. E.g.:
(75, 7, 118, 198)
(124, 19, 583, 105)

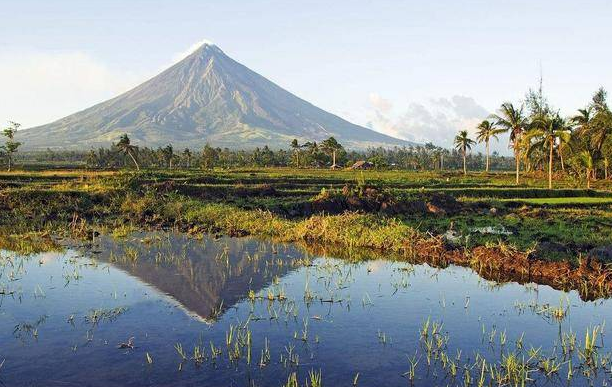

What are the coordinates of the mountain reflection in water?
(88, 233, 309, 321)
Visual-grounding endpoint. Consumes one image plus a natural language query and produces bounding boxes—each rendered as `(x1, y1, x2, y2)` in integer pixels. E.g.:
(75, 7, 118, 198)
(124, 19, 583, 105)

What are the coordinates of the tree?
(260, 145, 275, 166)
(290, 139, 302, 167)
(575, 150, 594, 189)
(557, 129, 572, 173)
(592, 87, 608, 112)
(182, 148, 193, 168)
(320, 137, 343, 168)
(454, 130, 475, 175)
(571, 107, 595, 177)
(588, 88, 612, 178)
(116, 134, 140, 171)
(85, 149, 97, 168)
(475, 120, 505, 172)
(491, 103, 528, 184)
(571, 107, 593, 134)
(1, 121, 22, 172)
(201, 144, 218, 169)
(526, 114, 571, 189)
(162, 145, 174, 168)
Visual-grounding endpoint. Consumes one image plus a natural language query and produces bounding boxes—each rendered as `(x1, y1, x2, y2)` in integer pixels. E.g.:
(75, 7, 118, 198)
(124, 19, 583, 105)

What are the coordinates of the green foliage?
(1, 121, 22, 171)
(115, 134, 140, 170)
(2, 168, 612, 265)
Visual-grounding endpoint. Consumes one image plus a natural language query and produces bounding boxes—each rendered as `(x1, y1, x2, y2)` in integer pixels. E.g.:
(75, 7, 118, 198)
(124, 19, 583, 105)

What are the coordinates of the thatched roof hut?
(351, 160, 374, 170)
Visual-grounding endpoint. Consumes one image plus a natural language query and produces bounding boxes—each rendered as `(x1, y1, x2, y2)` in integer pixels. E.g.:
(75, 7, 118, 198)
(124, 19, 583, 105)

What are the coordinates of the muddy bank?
(407, 238, 612, 301)
(278, 185, 463, 217)
(302, 238, 612, 301)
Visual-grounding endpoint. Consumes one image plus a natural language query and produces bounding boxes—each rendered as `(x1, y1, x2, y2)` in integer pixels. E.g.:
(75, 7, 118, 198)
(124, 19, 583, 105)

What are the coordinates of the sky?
(1, 0, 611, 154)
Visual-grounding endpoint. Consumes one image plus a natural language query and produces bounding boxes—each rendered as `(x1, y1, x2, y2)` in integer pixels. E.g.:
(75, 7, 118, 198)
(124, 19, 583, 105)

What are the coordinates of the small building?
(330, 164, 342, 170)
(351, 160, 374, 170)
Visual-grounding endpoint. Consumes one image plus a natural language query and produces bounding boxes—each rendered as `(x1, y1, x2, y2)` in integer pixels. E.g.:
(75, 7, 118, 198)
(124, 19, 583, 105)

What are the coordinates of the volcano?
(22, 43, 413, 150)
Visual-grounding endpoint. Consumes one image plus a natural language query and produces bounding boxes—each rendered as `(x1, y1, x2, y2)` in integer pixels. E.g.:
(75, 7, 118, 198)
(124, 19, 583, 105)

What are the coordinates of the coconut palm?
(116, 134, 140, 171)
(290, 139, 302, 167)
(592, 87, 608, 112)
(162, 145, 174, 168)
(475, 120, 505, 172)
(571, 107, 593, 134)
(320, 137, 343, 168)
(182, 148, 193, 168)
(557, 131, 572, 172)
(576, 150, 594, 189)
(590, 114, 612, 153)
(490, 103, 529, 184)
(525, 114, 571, 189)
(570, 107, 596, 178)
(454, 130, 476, 175)
(588, 89, 612, 179)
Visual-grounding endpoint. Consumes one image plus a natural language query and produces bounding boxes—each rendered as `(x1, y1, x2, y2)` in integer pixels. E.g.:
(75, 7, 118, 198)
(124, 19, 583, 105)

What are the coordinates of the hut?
(351, 160, 374, 170)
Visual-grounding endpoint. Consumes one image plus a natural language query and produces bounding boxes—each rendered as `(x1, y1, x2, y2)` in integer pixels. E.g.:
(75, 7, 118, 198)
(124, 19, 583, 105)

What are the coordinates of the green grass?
(502, 197, 612, 205)
(2, 167, 612, 264)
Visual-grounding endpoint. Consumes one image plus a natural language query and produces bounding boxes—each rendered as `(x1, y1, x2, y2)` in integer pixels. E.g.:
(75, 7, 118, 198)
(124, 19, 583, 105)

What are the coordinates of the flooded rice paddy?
(1, 232, 611, 386)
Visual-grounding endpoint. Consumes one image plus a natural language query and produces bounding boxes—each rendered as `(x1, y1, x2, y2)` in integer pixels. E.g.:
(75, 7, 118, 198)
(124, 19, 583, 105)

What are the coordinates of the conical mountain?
(21, 43, 413, 150)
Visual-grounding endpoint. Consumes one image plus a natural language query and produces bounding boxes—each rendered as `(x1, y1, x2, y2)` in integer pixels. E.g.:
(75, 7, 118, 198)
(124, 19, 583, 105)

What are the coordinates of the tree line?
(19, 137, 511, 171)
(2, 127, 515, 171)
(3, 86, 610, 182)
(454, 87, 612, 188)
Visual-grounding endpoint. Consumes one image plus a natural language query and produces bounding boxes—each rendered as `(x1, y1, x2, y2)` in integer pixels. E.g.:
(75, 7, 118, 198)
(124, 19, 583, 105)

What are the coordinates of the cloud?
(0, 50, 139, 128)
(432, 96, 489, 119)
(171, 39, 216, 63)
(368, 93, 393, 114)
(366, 94, 511, 154)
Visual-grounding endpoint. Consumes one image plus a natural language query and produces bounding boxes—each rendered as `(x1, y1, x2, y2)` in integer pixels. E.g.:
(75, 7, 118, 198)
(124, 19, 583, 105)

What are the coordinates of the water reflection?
(1, 232, 612, 387)
(89, 233, 308, 321)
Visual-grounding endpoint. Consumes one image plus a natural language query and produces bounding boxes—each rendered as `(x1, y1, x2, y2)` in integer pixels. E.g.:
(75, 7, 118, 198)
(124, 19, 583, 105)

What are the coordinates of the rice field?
(1, 232, 612, 386)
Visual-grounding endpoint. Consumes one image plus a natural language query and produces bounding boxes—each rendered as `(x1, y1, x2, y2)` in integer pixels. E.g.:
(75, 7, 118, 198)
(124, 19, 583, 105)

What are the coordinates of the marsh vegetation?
(3, 143, 612, 386)
(1, 232, 612, 386)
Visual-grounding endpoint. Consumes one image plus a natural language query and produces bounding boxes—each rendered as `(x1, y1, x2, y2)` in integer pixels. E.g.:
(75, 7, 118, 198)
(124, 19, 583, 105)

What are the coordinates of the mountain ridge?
(21, 43, 414, 150)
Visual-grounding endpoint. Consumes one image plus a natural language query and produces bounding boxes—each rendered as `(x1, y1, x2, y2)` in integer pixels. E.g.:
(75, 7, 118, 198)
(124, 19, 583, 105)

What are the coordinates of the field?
(2, 168, 612, 278)
(2, 168, 611, 258)
(3, 168, 612, 386)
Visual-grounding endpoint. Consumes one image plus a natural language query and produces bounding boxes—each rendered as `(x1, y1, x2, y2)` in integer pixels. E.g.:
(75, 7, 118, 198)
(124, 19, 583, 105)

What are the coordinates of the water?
(0, 232, 610, 386)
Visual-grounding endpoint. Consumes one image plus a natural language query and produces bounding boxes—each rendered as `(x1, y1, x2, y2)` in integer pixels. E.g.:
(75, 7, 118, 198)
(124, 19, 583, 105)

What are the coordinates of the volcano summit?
(22, 43, 412, 150)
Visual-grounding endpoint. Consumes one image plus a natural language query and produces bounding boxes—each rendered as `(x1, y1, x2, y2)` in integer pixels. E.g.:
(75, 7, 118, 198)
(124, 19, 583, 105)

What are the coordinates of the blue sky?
(1, 0, 611, 152)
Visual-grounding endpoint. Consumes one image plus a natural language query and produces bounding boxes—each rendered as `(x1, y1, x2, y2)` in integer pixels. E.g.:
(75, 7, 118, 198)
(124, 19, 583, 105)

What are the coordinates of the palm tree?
(571, 107, 592, 134)
(320, 137, 343, 168)
(302, 141, 320, 167)
(162, 145, 174, 168)
(525, 114, 571, 189)
(491, 103, 528, 184)
(182, 148, 192, 168)
(454, 130, 476, 175)
(592, 87, 608, 112)
(571, 107, 595, 178)
(588, 89, 612, 179)
(290, 139, 301, 167)
(576, 150, 594, 189)
(557, 131, 572, 173)
(116, 134, 140, 171)
(475, 120, 505, 172)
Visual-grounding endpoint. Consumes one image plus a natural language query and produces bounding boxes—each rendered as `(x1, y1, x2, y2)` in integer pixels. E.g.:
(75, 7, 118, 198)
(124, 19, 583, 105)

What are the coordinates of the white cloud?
(0, 50, 140, 128)
(368, 93, 393, 114)
(171, 39, 216, 63)
(366, 94, 512, 154)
